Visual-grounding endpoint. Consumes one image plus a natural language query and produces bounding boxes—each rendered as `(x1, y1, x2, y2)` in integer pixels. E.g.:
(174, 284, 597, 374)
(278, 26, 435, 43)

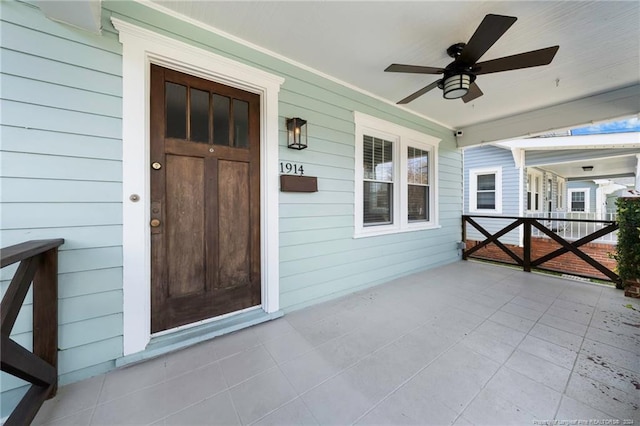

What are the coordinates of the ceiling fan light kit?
(385, 14, 559, 104)
(442, 73, 473, 99)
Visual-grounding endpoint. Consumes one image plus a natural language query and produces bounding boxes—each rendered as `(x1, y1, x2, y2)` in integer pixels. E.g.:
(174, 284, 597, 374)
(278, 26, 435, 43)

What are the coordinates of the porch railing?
(525, 211, 618, 244)
(462, 215, 620, 285)
(1, 239, 64, 426)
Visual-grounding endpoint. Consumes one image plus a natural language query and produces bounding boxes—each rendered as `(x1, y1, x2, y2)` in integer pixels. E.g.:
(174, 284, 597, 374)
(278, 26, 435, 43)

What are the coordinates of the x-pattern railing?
(1, 239, 64, 425)
(462, 215, 619, 284)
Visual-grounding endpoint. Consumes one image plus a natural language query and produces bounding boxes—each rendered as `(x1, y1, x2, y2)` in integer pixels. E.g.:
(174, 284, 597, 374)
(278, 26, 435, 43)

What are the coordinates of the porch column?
(636, 154, 640, 190)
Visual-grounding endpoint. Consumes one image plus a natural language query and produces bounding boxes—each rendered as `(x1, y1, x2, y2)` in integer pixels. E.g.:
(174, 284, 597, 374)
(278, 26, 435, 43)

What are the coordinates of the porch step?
(115, 308, 283, 368)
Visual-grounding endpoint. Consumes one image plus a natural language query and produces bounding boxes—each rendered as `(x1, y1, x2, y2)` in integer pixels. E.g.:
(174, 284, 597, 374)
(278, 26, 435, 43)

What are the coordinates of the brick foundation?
(465, 237, 617, 281)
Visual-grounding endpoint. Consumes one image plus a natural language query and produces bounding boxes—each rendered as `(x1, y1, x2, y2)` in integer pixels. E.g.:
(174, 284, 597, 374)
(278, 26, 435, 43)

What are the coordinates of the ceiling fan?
(385, 14, 559, 104)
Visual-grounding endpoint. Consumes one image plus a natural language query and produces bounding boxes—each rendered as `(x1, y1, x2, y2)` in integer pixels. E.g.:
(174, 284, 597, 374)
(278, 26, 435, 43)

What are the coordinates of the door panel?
(150, 64, 261, 333)
(218, 160, 251, 289)
(165, 155, 205, 297)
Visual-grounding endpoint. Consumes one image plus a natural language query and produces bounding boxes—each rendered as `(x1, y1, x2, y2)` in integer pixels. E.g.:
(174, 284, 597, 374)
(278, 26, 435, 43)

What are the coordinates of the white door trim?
(112, 18, 284, 356)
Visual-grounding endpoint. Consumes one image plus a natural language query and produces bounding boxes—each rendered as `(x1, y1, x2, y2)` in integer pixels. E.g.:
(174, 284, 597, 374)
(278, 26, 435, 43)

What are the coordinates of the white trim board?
(113, 18, 284, 356)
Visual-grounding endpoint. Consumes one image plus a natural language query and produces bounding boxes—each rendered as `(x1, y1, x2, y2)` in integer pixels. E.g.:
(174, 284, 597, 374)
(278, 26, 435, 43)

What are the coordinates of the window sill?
(353, 224, 441, 239)
(469, 209, 502, 215)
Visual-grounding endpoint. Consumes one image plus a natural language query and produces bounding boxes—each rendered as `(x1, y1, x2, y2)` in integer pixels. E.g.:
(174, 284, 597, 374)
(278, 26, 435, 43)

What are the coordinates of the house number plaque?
(280, 162, 304, 176)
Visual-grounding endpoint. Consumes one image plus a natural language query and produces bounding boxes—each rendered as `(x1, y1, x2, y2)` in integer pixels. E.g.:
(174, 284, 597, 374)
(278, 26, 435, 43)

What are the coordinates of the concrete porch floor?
(34, 261, 640, 425)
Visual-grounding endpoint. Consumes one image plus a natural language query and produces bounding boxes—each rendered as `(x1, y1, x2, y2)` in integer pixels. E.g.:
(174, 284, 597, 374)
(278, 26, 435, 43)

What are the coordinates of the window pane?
(572, 201, 585, 212)
(571, 192, 585, 202)
(233, 99, 249, 148)
(408, 185, 428, 221)
(166, 82, 186, 139)
(477, 174, 495, 191)
(477, 192, 496, 209)
(527, 192, 531, 210)
(213, 94, 230, 146)
(407, 147, 429, 185)
(190, 88, 209, 143)
(363, 135, 393, 181)
(363, 181, 392, 225)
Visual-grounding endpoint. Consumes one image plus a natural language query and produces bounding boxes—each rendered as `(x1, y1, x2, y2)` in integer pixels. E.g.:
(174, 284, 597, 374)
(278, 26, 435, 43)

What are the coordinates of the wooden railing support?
(1, 239, 64, 426)
(461, 215, 619, 284)
(523, 218, 532, 272)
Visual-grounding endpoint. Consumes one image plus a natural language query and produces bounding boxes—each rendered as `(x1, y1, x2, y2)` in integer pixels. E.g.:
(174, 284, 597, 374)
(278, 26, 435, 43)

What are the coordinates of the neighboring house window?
(556, 178, 565, 210)
(526, 170, 543, 212)
(569, 188, 590, 212)
(354, 112, 440, 237)
(469, 167, 502, 213)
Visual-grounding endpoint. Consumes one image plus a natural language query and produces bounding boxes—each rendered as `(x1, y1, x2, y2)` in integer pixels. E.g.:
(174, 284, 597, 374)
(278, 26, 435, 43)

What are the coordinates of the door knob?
(150, 219, 161, 227)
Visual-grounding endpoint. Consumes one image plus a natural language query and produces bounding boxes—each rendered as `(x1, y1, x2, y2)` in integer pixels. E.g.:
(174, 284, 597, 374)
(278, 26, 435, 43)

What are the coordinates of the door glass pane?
(363, 136, 393, 181)
(233, 99, 249, 148)
(407, 147, 429, 185)
(477, 174, 495, 190)
(166, 82, 186, 139)
(408, 185, 428, 221)
(363, 182, 392, 225)
(190, 88, 209, 143)
(213, 94, 230, 146)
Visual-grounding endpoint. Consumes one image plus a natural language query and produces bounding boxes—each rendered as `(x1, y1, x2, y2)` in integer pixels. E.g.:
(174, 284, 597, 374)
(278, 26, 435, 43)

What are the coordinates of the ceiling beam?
(456, 84, 640, 148)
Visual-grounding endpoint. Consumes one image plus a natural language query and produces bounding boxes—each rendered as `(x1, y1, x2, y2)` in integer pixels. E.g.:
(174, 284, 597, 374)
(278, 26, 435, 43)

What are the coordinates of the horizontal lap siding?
(464, 145, 521, 245)
(103, 1, 461, 311)
(0, 0, 124, 400)
(2, 0, 462, 403)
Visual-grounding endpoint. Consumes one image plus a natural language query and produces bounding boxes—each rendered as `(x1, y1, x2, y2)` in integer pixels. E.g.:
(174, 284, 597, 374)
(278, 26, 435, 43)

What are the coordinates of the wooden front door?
(150, 65, 261, 333)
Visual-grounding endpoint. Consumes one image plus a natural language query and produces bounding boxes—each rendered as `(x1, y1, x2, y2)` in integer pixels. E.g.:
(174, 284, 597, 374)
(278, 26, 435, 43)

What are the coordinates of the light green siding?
(0, 0, 462, 412)
(0, 0, 124, 406)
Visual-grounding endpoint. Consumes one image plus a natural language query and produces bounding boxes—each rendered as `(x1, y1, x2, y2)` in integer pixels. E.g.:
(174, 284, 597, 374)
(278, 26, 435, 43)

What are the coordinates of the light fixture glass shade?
(286, 117, 308, 150)
(443, 74, 471, 99)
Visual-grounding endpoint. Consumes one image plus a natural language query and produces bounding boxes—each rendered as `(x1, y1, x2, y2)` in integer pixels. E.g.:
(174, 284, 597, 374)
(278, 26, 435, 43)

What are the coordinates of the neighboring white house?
(463, 130, 640, 245)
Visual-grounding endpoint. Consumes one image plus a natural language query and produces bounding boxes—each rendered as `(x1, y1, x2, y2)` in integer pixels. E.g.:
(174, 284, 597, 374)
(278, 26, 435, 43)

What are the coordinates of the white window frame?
(469, 167, 502, 214)
(354, 112, 440, 238)
(569, 188, 590, 213)
(526, 169, 543, 213)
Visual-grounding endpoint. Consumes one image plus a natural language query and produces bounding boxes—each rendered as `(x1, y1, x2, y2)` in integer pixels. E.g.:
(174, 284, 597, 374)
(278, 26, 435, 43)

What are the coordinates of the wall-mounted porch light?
(582, 166, 594, 172)
(286, 117, 308, 150)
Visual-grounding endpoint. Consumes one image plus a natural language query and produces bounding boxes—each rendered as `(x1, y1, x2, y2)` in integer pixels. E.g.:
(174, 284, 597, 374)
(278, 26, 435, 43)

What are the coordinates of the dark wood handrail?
(462, 215, 620, 285)
(1, 239, 64, 426)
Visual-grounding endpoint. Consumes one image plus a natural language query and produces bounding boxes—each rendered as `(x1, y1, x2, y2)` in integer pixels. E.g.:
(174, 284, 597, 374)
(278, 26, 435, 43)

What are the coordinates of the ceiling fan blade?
(397, 80, 441, 104)
(462, 82, 483, 103)
(385, 64, 444, 74)
(460, 14, 517, 64)
(474, 46, 559, 75)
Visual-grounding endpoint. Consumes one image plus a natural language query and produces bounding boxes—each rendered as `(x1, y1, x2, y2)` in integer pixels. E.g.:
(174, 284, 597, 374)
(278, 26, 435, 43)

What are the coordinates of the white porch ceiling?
(540, 155, 638, 181)
(148, 1, 640, 142)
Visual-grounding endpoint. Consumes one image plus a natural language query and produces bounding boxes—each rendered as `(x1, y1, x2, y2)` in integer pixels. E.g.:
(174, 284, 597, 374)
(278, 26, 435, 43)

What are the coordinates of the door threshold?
(116, 308, 283, 368)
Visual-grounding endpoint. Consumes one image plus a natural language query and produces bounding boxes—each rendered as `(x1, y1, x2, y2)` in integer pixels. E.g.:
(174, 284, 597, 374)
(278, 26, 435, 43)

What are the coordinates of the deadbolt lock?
(152, 162, 162, 170)
(150, 219, 161, 227)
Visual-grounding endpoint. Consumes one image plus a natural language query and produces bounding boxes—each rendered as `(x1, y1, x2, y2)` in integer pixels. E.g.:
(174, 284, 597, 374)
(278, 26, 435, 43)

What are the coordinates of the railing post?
(523, 218, 532, 272)
(461, 216, 467, 260)
(32, 247, 58, 398)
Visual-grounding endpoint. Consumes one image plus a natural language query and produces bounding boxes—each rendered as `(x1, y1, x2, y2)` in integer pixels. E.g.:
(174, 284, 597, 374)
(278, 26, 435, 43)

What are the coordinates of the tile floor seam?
(89, 358, 222, 410)
(153, 386, 235, 425)
(349, 336, 464, 426)
(553, 286, 605, 420)
(86, 374, 106, 425)
(291, 318, 429, 401)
